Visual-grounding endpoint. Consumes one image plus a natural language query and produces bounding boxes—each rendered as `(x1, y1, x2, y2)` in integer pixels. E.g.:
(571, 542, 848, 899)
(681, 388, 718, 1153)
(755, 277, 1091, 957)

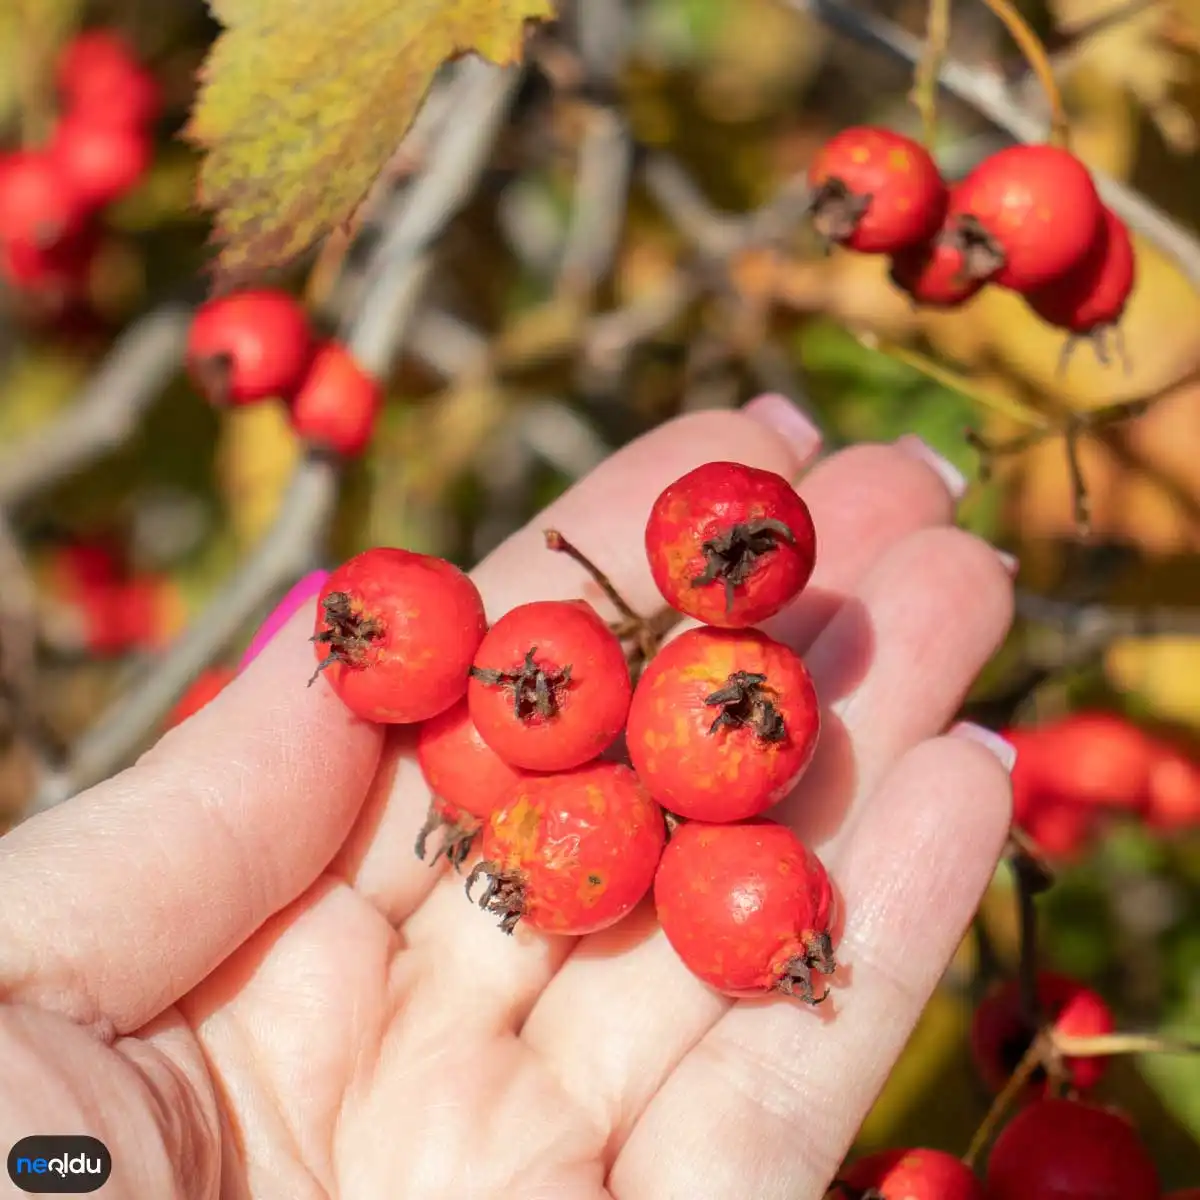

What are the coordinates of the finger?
(0, 617, 384, 1036)
(521, 523, 1011, 1145)
(611, 733, 1013, 1200)
(389, 406, 820, 1033)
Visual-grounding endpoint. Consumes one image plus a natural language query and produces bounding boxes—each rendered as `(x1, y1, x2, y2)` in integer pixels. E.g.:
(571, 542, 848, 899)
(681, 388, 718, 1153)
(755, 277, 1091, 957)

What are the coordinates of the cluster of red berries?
(807, 127, 1135, 361)
(185, 288, 382, 457)
(1004, 710, 1200, 859)
(829, 967, 1173, 1197)
(311, 460, 840, 1003)
(0, 30, 159, 310)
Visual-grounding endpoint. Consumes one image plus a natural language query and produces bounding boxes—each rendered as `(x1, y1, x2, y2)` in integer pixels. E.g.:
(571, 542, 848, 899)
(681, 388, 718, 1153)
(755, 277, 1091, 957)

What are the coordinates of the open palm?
(0, 400, 1015, 1200)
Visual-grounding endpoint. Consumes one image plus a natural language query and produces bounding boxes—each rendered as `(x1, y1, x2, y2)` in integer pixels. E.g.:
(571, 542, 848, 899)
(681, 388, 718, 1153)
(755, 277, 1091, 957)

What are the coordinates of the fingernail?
(951, 721, 1018, 773)
(895, 434, 968, 500)
(742, 392, 823, 455)
(995, 548, 1020, 577)
(239, 569, 330, 671)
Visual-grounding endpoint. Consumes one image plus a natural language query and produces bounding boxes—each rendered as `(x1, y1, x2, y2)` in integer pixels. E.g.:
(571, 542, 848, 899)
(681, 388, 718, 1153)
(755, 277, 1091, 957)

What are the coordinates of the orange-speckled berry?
(837, 1148, 985, 1199)
(807, 125, 948, 254)
(312, 548, 486, 724)
(645, 461, 816, 628)
(654, 817, 836, 1002)
(466, 762, 666, 936)
(943, 144, 1103, 292)
(627, 626, 819, 821)
(414, 697, 532, 866)
(468, 599, 631, 772)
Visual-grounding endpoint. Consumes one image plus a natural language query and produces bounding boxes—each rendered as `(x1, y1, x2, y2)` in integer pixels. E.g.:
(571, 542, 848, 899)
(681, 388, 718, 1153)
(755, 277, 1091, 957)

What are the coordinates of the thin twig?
(910, 0, 952, 146)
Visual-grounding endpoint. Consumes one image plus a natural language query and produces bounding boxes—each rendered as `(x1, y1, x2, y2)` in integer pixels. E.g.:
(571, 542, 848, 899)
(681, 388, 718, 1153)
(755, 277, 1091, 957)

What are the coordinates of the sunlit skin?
(628, 626, 819, 821)
(970, 970, 1115, 1096)
(653, 818, 835, 1000)
(312, 547, 487, 723)
(807, 125, 948, 253)
(986, 1099, 1160, 1200)
(945, 144, 1104, 291)
(645, 461, 816, 628)
(467, 599, 631, 771)
(469, 762, 666, 936)
(837, 1147, 986, 1200)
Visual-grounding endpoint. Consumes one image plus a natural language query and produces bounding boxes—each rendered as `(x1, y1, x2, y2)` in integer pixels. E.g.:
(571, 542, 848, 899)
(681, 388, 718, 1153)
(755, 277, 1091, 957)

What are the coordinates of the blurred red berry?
(986, 1098, 1159, 1200)
(287, 340, 382, 457)
(807, 125, 948, 253)
(50, 117, 152, 208)
(1024, 799, 1097, 862)
(970, 970, 1115, 1095)
(1144, 741, 1200, 831)
(838, 1147, 985, 1199)
(1035, 711, 1154, 810)
(186, 288, 314, 406)
(57, 30, 162, 129)
(889, 217, 984, 309)
(0, 152, 88, 277)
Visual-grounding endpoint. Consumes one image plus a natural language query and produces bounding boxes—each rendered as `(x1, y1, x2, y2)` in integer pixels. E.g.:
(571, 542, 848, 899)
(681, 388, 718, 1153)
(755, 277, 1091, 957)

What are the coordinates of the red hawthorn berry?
(645, 461, 816, 628)
(311, 548, 487, 724)
(1144, 742, 1200, 831)
(56, 31, 162, 128)
(888, 202, 985, 310)
(467, 599, 631, 772)
(807, 125, 947, 254)
(415, 697, 530, 867)
(0, 151, 88, 263)
(836, 1147, 985, 1199)
(986, 1099, 1160, 1200)
(942, 145, 1104, 291)
(1035, 711, 1154, 810)
(50, 116, 152, 208)
(1023, 799, 1096, 862)
(466, 761, 666, 936)
(654, 817, 836, 1004)
(186, 288, 314, 406)
(970, 970, 1115, 1095)
(166, 666, 236, 729)
(626, 626, 819, 821)
(286, 340, 382, 457)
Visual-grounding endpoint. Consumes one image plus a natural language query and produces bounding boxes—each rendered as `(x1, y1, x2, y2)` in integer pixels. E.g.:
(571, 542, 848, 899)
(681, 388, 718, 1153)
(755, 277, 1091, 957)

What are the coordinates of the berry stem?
(1007, 830, 1053, 1030)
(909, 0, 951, 147)
(544, 528, 641, 623)
(962, 1031, 1050, 1168)
(974, 0, 1071, 148)
(1051, 1030, 1200, 1058)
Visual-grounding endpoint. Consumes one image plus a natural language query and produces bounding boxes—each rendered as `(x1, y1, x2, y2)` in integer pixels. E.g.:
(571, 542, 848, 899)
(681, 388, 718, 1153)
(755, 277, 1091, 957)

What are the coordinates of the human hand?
(0, 398, 1016, 1200)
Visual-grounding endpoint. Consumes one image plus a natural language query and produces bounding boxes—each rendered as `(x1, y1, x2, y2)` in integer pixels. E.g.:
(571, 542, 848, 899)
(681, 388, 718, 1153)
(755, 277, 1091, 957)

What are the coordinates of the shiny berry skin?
(943, 145, 1104, 291)
(837, 1148, 985, 1199)
(166, 666, 236, 729)
(970, 970, 1115, 1095)
(50, 117, 152, 208)
(415, 697, 530, 867)
(807, 125, 947, 253)
(1027, 208, 1135, 336)
(627, 626, 819, 821)
(466, 761, 666, 936)
(467, 599, 631, 772)
(186, 288, 314, 406)
(645, 461, 816, 628)
(56, 31, 162, 128)
(287, 340, 382, 457)
(986, 1099, 1160, 1200)
(654, 818, 836, 1003)
(311, 548, 487, 724)
(1035, 711, 1154, 809)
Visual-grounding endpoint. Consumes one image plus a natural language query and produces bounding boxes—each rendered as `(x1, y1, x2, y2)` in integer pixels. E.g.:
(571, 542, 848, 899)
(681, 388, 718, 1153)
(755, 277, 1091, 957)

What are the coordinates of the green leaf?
(186, 0, 555, 283)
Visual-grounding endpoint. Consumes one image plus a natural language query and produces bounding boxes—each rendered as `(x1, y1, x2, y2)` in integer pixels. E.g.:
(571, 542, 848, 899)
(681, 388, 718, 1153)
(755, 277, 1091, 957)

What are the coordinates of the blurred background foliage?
(0, 0, 1199, 1184)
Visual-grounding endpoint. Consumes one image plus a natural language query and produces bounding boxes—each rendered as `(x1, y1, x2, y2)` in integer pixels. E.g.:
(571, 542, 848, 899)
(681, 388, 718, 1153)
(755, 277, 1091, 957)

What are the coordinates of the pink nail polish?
(239, 569, 329, 671)
(742, 392, 823, 455)
(894, 434, 968, 500)
(951, 721, 1018, 772)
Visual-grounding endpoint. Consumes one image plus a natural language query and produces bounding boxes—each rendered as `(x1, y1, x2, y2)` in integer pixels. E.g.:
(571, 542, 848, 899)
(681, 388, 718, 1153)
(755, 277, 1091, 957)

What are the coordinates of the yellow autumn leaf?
(1107, 636, 1200, 730)
(186, 0, 554, 283)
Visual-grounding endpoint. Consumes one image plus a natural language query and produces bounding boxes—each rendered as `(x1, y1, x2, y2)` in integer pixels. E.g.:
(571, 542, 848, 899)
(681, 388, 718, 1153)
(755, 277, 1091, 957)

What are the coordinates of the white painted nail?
(951, 721, 1018, 772)
(895, 434, 968, 500)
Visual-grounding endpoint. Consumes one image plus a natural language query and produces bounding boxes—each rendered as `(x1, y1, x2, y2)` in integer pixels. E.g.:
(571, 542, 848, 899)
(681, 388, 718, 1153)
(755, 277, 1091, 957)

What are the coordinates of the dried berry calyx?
(414, 803, 480, 871)
(808, 177, 873, 244)
(189, 351, 235, 405)
(778, 930, 838, 1005)
(469, 646, 572, 721)
(705, 670, 787, 741)
(692, 518, 796, 615)
(308, 591, 384, 683)
(941, 214, 1006, 282)
(465, 860, 528, 934)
